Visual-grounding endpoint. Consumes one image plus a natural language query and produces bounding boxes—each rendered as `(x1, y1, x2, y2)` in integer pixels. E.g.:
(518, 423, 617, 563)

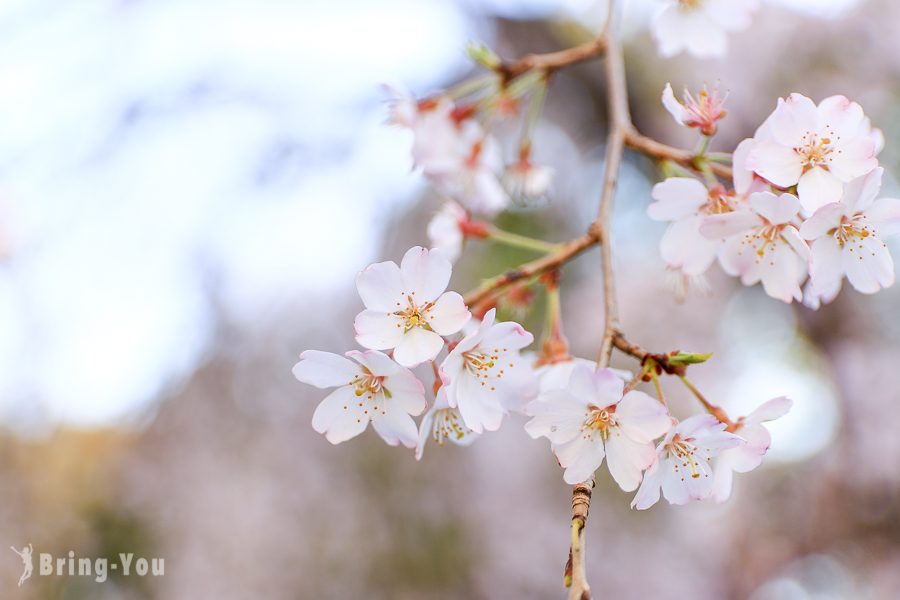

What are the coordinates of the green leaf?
(667, 351, 713, 366)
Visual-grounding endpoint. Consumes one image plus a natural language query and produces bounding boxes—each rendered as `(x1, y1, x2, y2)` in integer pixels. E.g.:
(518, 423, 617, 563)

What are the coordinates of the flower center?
(462, 347, 509, 391)
(795, 132, 835, 171)
(393, 294, 435, 332)
(352, 369, 387, 398)
(703, 186, 735, 215)
(432, 408, 470, 444)
(678, 0, 702, 9)
(583, 404, 617, 440)
(833, 215, 872, 248)
(666, 434, 702, 480)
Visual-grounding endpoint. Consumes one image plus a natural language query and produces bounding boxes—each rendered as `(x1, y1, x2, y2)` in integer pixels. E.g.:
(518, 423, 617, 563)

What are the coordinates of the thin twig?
(625, 130, 733, 180)
(678, 375, 735, 428)
(499, 37, 608, 79)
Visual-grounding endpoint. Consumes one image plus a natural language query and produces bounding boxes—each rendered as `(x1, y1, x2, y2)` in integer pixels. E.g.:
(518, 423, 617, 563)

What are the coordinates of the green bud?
(667, 351, 713, 366)
(466, 41, 501, 70)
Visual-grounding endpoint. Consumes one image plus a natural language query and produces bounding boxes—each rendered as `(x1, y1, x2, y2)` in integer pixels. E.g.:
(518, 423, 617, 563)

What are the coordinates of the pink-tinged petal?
(566, 363, 600, 406)
(816, 95, 866, 140)
(842, 167, 883, 214)
(354, 310, 406, 350)
(661, 216, 720, 275)
(660, 458, 693, 505)
(524, 390, 587, 444)
(866, 197, 900, 238)
(717, 234, 755, 278)
(732, 138, 756, 195)
(383, 371, 427, 416)
(677, 414, 723, 437)
(648, 177, 709, 221)
(312, 386, 369, 444)
(746, 139, 803, 187)
(843, 235, 895, 294)
(828, 138, 877, 182)
(393, 327, 444, 367)
(797, 167, 844, 215)
(803, 275, 841, 310)
(592, 368, 626, 406)
(700, 211, 760, 239)
(749, 191, 801, 225)
(554, 435, 606, 485)
(781, 226, 810, 261)
(770, 93, 819, 148)
(427, 291, 470, 336)
(454, 375, 505, 433)
(712, 460, 735, 503)
(799, 203, 844, 240)
(372, 408, 419, 448)
(605, 433, 655, 492)
(346, 349, 402, 377)
(651, 5, 690, 57)
(293, 350, 359, 389)
(682, 457, 715, 501)
(758, 243, 806, 303)
(632, 458, 663, 510)
(399, 246, 451, 302)
(480, 320, 534, 352)
(616, 391, 672, 444)
(414, 406, 437, 461)
(356, 260, 405, 311)
(808, 235, 844, 294)
(661, 83, 688, 125)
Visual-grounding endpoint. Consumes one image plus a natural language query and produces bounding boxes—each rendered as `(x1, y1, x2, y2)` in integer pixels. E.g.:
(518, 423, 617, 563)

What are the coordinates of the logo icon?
(10, 544, 33, 587)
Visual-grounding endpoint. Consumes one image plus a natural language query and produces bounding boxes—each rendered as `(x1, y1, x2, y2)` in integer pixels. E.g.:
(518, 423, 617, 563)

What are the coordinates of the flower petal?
(400, 246, 451, 302)
(555, 435, 606, 485)
(372, 408, 419, 448)
(427, 291, 471, 336)
(393, 327, 445, 367)
(605, 433, 655, 492)
(798, 167, 844, 215)
(749, 191, 801, 225)
(312, 386, 369, 444)
(356, 260, 405, 311)
(293, 350, 359, 389)
(746, 139, 803, 187)
(354, 310, 406, 350)
(648, 177, 709, 221)
(843, 234, 895, 294)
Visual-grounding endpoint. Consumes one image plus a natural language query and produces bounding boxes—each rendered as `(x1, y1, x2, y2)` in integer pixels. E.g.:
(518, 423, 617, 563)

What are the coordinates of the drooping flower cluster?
(650, 89, 898, 307)
(294, 246, 539, 454)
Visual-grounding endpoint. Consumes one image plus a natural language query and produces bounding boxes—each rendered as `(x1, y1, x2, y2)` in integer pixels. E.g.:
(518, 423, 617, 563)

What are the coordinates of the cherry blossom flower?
(713, 396, 792, 502)
(651, 0, 758, 59)
(355, 246, 470, 367)
(747, 94, 878, 215)
(439, 308, 537, 433)
(502, 159, 554, 205)
(292, 349, 426, 447)
(426, 201, 470, 263)
(799, 168, 900, 306)
(632, 414, 743, 509)
(525, 365, 672, 489)
(414, 388, 478, 460)
(534, 356, 630, 393)
(701, 191, 810, 303)
(662, 83, 728, 136)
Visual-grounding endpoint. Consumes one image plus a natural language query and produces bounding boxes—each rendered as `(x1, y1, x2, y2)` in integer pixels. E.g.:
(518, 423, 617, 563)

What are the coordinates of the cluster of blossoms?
(294, 243, 792, 508)
(651, 87, 899, 307)
(652, 0, 759, 59)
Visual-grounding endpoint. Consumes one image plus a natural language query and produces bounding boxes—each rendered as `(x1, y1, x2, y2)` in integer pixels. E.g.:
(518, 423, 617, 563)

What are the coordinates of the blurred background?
(1, 0, 899, 598)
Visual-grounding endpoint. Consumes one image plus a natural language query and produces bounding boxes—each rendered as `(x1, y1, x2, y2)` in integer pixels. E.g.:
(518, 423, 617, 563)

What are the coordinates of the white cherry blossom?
(426, 201, 470, 263)
(652, 0, 758, 59)
(713, 397, 792, 502)
(502, 159, 554, 205)
(747, 94, 878, 215)
(701, 191, 810, 303)
(414, 388, 479, 460)
(439, 308, 537, 433)
(525, 365, 672, 489)
(632, 414, 743, 509)
(355, 246, 471, 367)
(800, 168, 900, 306)
(292, 349, 426, 447)
(662, 83, 728, 136)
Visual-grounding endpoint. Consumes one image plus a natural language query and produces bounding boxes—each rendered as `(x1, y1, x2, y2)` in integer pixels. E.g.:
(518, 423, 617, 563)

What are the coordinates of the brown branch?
(499, 37, 608, 79)
(625, 130, 733, 180)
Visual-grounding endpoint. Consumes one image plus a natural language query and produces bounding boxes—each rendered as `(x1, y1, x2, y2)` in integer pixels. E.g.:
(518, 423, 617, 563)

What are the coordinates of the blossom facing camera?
(800, 167, 900, 307)
(439, 309, 537, 434)
(747, 94, 878, 215)
(652, 0, 759, 59)
(632, 414, 744, 509)
(355, 246, 471, 367)
(415, 388, 479, 460)
(662, 83, 728, 136)
(525, 365, 672, 489)
(292, 350, 427, 447)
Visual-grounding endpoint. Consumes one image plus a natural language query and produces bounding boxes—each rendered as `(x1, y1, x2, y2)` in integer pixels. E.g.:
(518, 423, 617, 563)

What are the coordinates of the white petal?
(591, 368, 626, 407)
(748, 191, 800, 225)
(732, 138, 756, 195)
(799, 203, 844, 240)
(758, 242, 806, 303)
(866, 198, 900, 239)
(292, 350, 359, 389)
(797, 167, 844, 215)
(660, 458, 693, 505)
(842, 168, 883, 215)
(632, 458, 663, 510)
(770, 93, 819, 148)
(828, 138, 877, 183)
(427, 292, 471, 336)
(400, 246, 451, 302)
(816, 95, 865, 141)
(372, 408, 419, 448)
(554, 435, 606, 485)
(524, 390, 587, 444)
(454, 374, 505, 433)
(746, 139, 803, 187)
(480, 320, 534, 352)
(393, 327, 445, 367)
(605, 433, 655, 492)
(807, 236, 844, 303)
(843, 235, 895, 294)
(661, 83, 688, 126)
(356, 260, 405, 312)
(661, 216, 720, 275)
(415, 406, 437, 461)
(648, 177, 708, 221)
(615, 391, 672, 444)
(312, 386, 369, 444)
(699, 211, 760, 239)
(711, 461, 735, 503)
(354, 310, 406, 350)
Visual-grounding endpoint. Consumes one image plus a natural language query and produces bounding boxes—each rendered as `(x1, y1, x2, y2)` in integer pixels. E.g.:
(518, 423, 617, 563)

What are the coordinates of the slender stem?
(486, 226, 559, 253)
(499, 37, 608, 79)
(694, 135, 711, 157)
(677, 375, 734, 427)
(625, 130, 733, 180)
(651, 372, 667, 407)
